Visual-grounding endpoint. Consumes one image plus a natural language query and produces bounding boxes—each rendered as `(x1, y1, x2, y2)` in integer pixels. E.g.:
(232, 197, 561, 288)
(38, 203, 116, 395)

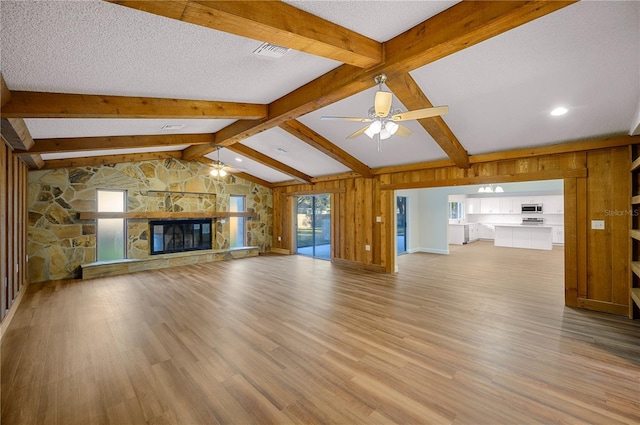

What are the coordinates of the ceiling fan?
(206, 147, 242, 178)
(321, 73, 448, 150)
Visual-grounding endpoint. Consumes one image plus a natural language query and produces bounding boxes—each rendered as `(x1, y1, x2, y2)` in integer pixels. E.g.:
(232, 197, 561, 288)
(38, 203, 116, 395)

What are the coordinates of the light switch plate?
(591, 220, 605, 230)
(376, 216, 382, 222)
(365, 245, 371, 251)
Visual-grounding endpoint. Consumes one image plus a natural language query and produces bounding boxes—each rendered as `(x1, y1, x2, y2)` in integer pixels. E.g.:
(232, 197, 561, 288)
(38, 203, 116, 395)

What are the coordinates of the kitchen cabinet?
(494, 224, 552, 250)
(480, 198, 500, 214)
(521, 196, 543, 204)
(499, 197, 521, 214)
(552, 225, 564, 244)
(468, 223, 480, 242)
(466, 198, 481, 214)
(448, 224, 467, 245)
(543, 195, 564, 214)
(479, 224, 495, 240)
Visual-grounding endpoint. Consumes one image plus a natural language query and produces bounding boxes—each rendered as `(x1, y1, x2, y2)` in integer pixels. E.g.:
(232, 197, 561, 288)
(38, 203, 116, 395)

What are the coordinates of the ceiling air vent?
(253, 42, 289, 58)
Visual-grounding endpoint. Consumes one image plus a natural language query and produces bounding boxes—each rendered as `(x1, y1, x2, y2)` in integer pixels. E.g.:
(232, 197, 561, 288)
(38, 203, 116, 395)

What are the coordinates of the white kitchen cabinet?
(543, 195, 564, 214)
(466, 198, 481, 214)
(499, 197, 521, 214)
(479, 224, 495, 240)
(494, 226, 512, 247)
(552, 225, 564, 244)
(480, 198, 500, 214)
(521, 196, 543, 204)
(468, 223, 480, 242)
(448, 224, 466, 245)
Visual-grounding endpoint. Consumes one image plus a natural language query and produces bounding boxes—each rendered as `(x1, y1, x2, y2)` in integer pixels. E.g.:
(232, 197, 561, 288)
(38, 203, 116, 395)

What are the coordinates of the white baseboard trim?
(408, 247, 450, 255)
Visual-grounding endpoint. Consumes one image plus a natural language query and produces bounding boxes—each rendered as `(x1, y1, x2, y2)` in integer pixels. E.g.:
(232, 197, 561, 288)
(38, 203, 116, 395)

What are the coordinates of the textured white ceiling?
(410, 0, 640, 154)
(2, 1, 639, 183)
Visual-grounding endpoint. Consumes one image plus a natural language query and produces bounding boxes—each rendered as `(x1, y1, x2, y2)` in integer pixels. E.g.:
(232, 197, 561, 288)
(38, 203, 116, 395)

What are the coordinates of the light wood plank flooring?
(2, 242, 640, 424)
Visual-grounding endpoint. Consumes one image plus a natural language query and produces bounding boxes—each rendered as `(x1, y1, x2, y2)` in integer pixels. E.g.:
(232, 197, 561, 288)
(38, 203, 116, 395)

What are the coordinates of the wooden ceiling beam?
(1, 74, 44, 169)
(385, 73, 470, 169)
(279, 120, 372, 178)
(224, 143, 312, 183)
(108, 0, 382, 68)
(40, 151, 182, 170)
(17, 133, 215, 155)
(184, 1, 575, 159)
(1, 91, 267, 119)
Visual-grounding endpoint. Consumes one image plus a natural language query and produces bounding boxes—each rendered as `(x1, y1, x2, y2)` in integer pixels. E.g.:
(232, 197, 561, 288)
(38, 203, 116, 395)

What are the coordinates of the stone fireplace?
(150, 219, 212, 255)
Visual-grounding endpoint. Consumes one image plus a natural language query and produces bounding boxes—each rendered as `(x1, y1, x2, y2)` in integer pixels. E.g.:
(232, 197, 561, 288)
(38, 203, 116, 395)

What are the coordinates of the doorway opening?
(296, 194, 331, 259)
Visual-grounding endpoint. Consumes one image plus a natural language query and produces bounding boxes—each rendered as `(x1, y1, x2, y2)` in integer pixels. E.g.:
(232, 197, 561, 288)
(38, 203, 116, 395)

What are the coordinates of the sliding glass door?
(397, 196, 407, 255)
(296, 194, 331, 259)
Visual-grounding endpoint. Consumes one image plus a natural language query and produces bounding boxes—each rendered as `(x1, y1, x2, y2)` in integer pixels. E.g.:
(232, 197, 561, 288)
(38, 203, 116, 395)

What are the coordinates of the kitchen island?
(494, 224, 553, 250)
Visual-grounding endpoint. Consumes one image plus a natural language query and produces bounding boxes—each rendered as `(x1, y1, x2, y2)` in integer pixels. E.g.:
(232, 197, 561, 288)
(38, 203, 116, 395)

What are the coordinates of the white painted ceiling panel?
(410, 0, 640, 155)
(284, 1, 459, 42)
(41, 145, 189, 161)
(25, 118, 236, 139)
(239, 127, 351, 177)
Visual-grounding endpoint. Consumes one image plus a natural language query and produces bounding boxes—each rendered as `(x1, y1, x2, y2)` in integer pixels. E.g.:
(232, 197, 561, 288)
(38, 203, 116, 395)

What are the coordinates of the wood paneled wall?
(0, 142, 29, 335)
(272, 146, 633, 315)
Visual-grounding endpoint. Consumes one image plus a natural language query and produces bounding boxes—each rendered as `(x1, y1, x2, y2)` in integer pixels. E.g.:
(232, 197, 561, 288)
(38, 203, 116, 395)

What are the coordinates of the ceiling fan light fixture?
(380, 128, 391, 140)
(386, 121, 399, 136)
(365, 120, 382, 138)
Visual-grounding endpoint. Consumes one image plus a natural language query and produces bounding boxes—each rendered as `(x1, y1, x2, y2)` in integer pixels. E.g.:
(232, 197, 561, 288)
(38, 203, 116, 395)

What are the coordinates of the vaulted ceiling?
(1, 1, 639, 188)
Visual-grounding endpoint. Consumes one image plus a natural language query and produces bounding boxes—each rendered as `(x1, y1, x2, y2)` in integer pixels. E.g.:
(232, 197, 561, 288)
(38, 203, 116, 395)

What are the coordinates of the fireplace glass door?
(150, 219, 212, 255)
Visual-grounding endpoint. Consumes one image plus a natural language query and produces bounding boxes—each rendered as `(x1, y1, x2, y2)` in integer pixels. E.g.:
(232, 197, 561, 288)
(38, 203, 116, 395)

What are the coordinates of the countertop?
(493, 223, 553, 229)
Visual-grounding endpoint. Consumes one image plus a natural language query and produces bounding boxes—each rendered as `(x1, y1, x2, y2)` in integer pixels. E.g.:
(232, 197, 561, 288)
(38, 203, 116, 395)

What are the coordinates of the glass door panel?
(296, 194, 331, 259)
(397, 196, 407, 255)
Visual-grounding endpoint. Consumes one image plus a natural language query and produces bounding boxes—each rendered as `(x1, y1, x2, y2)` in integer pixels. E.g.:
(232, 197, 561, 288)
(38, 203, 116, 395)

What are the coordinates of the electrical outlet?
(376, 216, 382, 222)
(365, 245, 371, 251)
(277, 236, 282, 241)
(591, 220, 605, 230)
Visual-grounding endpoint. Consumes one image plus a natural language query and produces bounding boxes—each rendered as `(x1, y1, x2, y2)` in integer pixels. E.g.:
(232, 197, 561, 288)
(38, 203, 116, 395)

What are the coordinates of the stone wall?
(27, 158, 273, 283)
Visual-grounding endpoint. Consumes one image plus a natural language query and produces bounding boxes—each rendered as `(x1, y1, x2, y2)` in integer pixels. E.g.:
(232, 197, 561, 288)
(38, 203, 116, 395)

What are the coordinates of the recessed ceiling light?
(161, 124, 185, 130)
(235, 157, 243, 162)
(550, 107, 568, 116)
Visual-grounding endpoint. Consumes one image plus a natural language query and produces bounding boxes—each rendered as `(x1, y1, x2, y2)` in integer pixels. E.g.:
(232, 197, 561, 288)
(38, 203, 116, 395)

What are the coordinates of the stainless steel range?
(522, 217, 544, 225)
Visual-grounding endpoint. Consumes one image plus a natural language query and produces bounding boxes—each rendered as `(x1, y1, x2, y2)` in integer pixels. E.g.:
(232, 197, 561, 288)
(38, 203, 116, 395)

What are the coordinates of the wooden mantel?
(78, 211, 258, 220)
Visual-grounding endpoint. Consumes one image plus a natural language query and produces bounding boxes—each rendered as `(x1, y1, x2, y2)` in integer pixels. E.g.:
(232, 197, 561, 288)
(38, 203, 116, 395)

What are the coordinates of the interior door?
(296, 194, 331, 259)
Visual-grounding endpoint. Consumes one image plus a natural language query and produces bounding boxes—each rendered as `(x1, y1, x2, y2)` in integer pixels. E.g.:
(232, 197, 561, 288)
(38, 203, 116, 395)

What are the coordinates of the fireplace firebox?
(150, 219, 212, 255)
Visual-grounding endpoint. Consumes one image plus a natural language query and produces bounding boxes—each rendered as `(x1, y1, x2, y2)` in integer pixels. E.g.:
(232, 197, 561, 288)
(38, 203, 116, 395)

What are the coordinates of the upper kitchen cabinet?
(499, 197, 521, 214)
(466, 198, 481, 214)
(521, 196, 543, 205)
(481, 198, 500, 214)
(543, 195, 564, 214)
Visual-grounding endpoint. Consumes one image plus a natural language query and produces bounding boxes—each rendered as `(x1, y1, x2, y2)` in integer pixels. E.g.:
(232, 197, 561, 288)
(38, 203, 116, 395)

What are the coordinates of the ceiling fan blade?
(391, 105, 449, 122)
(321, 116, 372, 122)
(374, 91, 392, 117)
(395, 124, 412, 138)
(346, 126, 369, 139)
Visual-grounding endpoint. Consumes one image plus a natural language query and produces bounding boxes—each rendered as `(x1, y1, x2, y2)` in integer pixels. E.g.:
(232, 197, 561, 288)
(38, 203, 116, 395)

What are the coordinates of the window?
(449, 201, 464, 221)
(96, 189, 126, 261)
(229, 195, 245, 248)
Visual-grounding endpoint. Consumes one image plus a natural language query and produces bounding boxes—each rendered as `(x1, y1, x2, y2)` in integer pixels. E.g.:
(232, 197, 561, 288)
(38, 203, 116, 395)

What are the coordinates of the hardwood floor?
(2, 242, 640, 424)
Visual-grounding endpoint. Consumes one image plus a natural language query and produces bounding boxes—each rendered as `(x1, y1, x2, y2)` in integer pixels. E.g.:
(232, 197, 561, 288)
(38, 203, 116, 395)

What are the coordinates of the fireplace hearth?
(150, 219, 212, 255)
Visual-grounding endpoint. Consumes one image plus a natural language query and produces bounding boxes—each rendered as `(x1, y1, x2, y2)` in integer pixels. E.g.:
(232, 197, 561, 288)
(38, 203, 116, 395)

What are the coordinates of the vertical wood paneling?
(564, 177, 578, 307)
(0, 145, 28, 327)
(577, 177, 588, 299)
(586, 150, 612, 301)
(611, 148, 630, 305)
(6, 151, 13, 313)
(0, 144, 6, 319)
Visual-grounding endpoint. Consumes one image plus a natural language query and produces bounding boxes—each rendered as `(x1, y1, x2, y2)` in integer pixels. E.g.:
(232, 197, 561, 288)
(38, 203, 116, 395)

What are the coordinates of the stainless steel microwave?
(521, 204, 543, 213)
